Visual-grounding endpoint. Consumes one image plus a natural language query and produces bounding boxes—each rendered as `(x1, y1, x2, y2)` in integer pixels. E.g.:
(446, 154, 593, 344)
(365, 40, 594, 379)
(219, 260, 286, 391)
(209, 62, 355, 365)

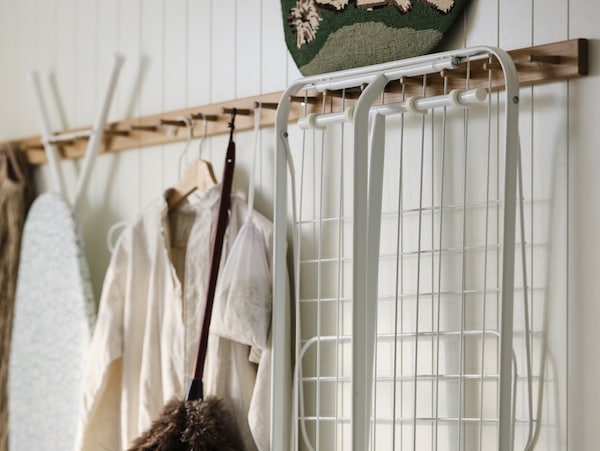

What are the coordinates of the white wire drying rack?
(272, 47, 534, 451)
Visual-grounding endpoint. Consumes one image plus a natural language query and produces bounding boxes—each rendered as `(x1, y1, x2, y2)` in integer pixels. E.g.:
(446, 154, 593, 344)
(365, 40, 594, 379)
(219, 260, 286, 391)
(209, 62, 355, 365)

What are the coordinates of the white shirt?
(75, 186, 286, 450)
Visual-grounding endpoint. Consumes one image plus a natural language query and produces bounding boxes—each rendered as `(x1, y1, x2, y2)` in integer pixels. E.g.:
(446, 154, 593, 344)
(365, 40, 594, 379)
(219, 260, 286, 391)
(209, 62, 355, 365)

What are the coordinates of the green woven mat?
(282, 0, 470, 76)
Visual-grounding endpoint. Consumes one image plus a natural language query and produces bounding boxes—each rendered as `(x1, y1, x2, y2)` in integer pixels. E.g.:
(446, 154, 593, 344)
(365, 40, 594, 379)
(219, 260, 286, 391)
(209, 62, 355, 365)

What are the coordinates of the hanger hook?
(228, 108, 237, 130)
(227, 108, 237, 143)
(177, 116, 195, 179)
(246, 102, 262, 217)
(180, 116, 194, 140)
(196, 113, 208, 159)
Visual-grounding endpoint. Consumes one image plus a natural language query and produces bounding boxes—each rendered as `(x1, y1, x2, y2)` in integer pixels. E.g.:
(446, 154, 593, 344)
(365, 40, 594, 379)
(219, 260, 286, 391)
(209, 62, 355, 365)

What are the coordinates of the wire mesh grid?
(369, 88, 506, 451)
(275, 48, 536, 451)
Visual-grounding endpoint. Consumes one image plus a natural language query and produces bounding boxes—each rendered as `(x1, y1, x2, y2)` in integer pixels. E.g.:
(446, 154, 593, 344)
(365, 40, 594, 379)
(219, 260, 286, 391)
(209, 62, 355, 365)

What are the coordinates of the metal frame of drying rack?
(273, 46, 521, 451)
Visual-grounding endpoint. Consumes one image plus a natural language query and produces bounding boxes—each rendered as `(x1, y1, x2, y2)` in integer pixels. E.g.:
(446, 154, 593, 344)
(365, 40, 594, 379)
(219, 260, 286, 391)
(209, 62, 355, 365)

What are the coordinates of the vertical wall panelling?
(262, 0, 289, 93)
(4, 0, 36, 138)
(498, 0, 533, 62)
(531, 0, 569, 449)
(188, 1, 215, 161)
(16, 0, 38, 137)
(2, 0, 598, 449)
(74, 0, 97, 127)
(33, 0, 57, 76)
(207, 0, 236, 192)
(50, 0, 79, 198)
(568, 2, 600, 450)
(210, 0, 236, 104)
(236, 0, 261, 99)
(461, 0, 498, 48)
(80, 0, 119, 298)
(54, 0, 77, 131)
(138, 0, 166, 210)
(287, 51, 302, 87)
(162, 0, 189, 188)
(0, 0, 10, 138)
(232, 1, 260, 204)
(113, 0, 143, 223)
(69, 0, 97, 231)
(96, 0, 119, 124)
(259, 0, 285, 219)
(187, 0, 212, 107)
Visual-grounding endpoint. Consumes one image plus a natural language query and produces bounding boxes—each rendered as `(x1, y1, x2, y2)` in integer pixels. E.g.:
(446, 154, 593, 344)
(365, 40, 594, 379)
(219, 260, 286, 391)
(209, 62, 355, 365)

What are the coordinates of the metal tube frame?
(29, 53, 125, 211)
(273, 46, 520, 451)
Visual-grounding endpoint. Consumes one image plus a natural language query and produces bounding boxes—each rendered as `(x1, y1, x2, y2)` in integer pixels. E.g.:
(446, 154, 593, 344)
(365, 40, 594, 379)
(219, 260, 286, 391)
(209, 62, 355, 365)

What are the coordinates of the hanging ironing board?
(8, 54, 124, 451)
(8, 192, 95, 450)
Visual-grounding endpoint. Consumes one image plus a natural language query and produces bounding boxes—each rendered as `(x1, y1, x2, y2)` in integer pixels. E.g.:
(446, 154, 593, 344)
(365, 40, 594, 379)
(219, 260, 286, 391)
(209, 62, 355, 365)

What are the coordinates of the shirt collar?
(161, 183, 222, 215)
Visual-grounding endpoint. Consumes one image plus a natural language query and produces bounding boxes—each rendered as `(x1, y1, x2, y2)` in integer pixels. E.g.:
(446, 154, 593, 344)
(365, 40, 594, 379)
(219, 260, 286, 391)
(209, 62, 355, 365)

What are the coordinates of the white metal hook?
(177, 116, 195, 179)
(196, 113, 209, 160)
(106, 220, 128, 253)
(246, 103, 262, 218)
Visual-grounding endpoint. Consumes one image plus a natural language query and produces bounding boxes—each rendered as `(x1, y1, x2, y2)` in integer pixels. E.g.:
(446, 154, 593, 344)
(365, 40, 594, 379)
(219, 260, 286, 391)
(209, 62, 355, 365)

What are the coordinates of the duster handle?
(188, 110, 237, 401)
(186, 379, 203, 401)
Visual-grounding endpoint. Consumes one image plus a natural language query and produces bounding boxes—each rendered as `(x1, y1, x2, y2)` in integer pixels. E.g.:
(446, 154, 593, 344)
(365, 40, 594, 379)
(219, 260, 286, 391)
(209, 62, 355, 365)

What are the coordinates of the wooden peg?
(528, 54, 561, 65)
(21, 143, 45, 151)
(439, 69, 470, 79)
(47, 137, 81, 145)
(400, 75, 426, 85)
(190, 113, 219, 121)
(104, 129, 130, 137)
(325, 89, 361, 99)
(130, 124, 159, 132)
(384, 79, 404, 92)
(290, 95, 320, 104)
(222, 107, 252, 116)
(483, 62, 502, 71)
(160, 118, 189, 127)
(254, 101, 278, 110)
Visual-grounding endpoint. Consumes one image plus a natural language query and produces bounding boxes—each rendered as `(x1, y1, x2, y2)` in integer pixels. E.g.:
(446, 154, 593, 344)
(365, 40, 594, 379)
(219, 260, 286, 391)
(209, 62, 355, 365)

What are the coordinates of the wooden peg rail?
(13, 38, 587, 165)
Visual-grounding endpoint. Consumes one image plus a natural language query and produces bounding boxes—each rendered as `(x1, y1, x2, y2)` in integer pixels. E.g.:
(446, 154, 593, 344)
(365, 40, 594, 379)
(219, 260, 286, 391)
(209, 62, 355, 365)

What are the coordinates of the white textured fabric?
(212, 220, 272, 350)
(75, 186, 289, 451)
(9, 193, 95, 451)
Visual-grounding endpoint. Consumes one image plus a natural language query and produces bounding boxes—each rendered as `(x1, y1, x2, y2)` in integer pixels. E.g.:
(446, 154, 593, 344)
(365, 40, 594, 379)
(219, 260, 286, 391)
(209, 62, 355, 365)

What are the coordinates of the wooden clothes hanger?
(167, 115, 218, 210)
(166, 160, 217, 209)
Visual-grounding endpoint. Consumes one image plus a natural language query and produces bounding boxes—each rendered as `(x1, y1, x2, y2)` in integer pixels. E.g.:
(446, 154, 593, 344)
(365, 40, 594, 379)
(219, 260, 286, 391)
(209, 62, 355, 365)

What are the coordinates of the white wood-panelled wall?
(0, 0, 598, 449)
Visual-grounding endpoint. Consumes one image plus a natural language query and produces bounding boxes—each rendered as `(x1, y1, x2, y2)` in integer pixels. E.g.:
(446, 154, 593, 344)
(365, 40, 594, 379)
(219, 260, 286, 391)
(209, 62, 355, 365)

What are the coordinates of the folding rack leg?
(73, 53, 125, 212)
(28, 71, 66, 198)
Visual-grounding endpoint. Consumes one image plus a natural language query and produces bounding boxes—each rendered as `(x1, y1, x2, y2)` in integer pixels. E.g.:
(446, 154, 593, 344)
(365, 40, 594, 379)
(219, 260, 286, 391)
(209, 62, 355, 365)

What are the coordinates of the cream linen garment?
(75, 186, 289, 451)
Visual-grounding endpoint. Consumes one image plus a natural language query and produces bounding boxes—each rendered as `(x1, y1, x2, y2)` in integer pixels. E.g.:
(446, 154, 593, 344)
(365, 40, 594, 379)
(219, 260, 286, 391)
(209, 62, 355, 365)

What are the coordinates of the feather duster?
(129, 396, 244, 451)
(129, 114, 244, 451)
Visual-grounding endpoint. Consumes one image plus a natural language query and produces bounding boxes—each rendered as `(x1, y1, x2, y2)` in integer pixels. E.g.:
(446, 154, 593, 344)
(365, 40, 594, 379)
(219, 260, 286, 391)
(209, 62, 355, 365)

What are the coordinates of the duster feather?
(130, 116, 243, 451)
(128, 396, 244, 451)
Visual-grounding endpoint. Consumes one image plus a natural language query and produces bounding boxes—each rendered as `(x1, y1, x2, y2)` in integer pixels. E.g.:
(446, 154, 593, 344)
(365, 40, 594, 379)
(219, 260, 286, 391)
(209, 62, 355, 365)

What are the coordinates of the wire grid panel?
(370, 96, 506, 451)
(292, 92, 531, 451)
(290, 109, 356, 450)
(273, 47, 528, 451)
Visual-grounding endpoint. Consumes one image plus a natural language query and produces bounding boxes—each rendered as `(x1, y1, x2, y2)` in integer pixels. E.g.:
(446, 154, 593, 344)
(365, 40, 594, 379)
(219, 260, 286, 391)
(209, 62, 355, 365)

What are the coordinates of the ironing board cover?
(9, 192, 95, 450)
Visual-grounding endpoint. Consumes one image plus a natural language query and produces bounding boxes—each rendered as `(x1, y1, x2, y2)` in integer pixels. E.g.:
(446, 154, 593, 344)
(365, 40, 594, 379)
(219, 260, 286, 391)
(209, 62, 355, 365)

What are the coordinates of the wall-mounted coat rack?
(11, 38, 587, 165)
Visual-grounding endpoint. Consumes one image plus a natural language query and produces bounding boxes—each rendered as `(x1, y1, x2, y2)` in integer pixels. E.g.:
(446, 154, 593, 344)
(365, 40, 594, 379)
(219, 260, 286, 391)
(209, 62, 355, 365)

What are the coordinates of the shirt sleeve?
(74, 248, 126, 451)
